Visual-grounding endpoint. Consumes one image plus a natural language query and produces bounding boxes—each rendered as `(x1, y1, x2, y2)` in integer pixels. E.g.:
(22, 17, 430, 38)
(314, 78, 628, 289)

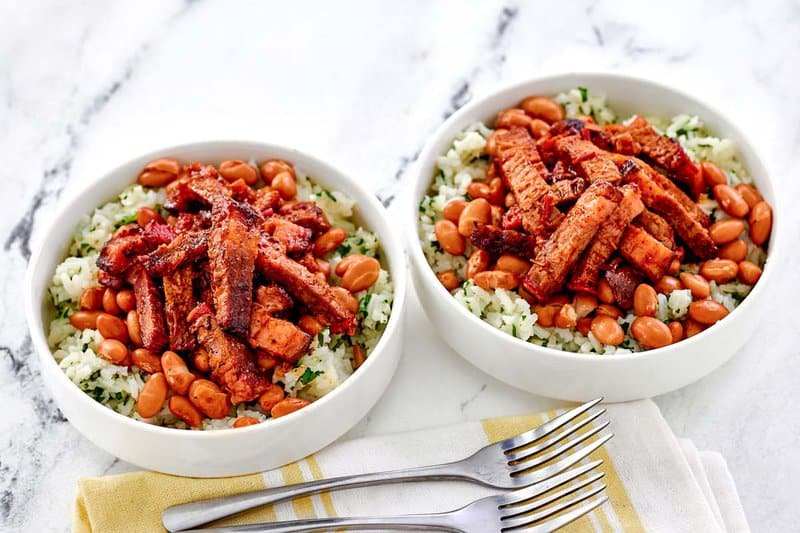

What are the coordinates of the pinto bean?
(597, 279, 615, 304)
(467, 182, 492, 202)
(353, 344, 367, 369)
(485, 130, 503, 157)
(313, 228, 347, 257)
(115, 290, 136, 313)
(679, 273, 710, 299)
(271, 172, 297, 200)
(573, 293, 598, 318)
(595, 304, 623, 319)
(271, 397, 310, 418)
(233, 417, 260, 428)
(169, 395, 204, 427)
(127, 311, 142, 346)
(434, 219, 466, 256)
(137, 158, 181, 187)
(436, 270, 460, 291)
(458, 199, 491, 237)
(495, 254, 530, 276)
(80, 287, 104, 311)
(473, 270, 518, 290)
(654, 276, 684, 295)
(258, 384, 286, 412)
(577, 317, 593, 336)
(528, 119, 550, 139)
(709, 219, 745, 244)
(298, 315, 323, 336)
(688, 300, 729, 325)
(748, 201, 772, 246)
(487, 178, 505, 206)
(189, 379, 231, 419)
(738, 261, 762, 285)
(496, 108, 533, 129)
(69, 310, 102, 330)
(131, 348, 162, 374)
(192, 348, 211, 373)
(685, 319, 706, 338)
(96, 313, 129, 343)
(668, 321, 684, 343)
(718, 239, 747, 262)
(631, 317, 672, 348)
(334, 254, 362, 277)
(519, 96, 564, 124)
(219, 160, 258, 185)
(735, 184, 762, 208)
(162, 351, 196, 395)
(340, 256, 381, 292)
(668, 258, 681, 276)
(259, 159, 295, 181)
(136, 373, 168, 418)
(701, 161, 728, 187)
(466, 249, 490, 280)
(700, 259, 738, 283)
(136, 206, 164, 227)
(713, 185, 749, 218)
(102, 288, 120, 315)
(97, 339, 128, 364)
(443, 199, 468, 223)
(555, 304, 578, 329)
(590, 316, 624, 345)
(534, 303, 559, 328)
(633, 284, 658, 317)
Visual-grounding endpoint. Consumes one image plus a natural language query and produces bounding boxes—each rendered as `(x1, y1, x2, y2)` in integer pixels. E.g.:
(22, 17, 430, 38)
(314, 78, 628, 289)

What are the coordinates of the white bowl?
(26, 141, 407, 477)
(406, 73, 781, 402)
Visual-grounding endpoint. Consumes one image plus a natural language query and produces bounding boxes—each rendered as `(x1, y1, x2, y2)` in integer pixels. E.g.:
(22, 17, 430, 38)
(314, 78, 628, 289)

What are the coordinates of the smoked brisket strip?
(191, 305, 272, 404)
(632, 210, 676, 249)
(256, 237, 357, 335)
(249, 304, 311, 363)
(162, 265, 197, 352)
(568, 184, 645, 293)
(208, 201, 260, 336)
(141, 230, 209, 276)
(626, 116, 704, 198)
(554, 136, 623, 185)
(494, 128, 561, 237)
(469, 225, 538, 260)
(618, 225, 675, 282)
(523, 181, 622, 301)
(125, 264, 169, 352)
(621, 159, 717, 259)
(549, 177, 588, 205)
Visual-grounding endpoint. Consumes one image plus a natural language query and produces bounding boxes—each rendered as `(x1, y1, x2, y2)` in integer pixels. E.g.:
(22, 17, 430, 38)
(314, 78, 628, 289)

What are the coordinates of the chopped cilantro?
(115, 212, 138, 228)
(79, 242, 94, 254)
(578, 86, 589, 102)
(299, 368, 324, 385)
(317, 332, 325, 344)
(359, 294, 372, 314)
(322, 189, 337, 202)
(336, 243, 352, 256)
(512, 324, 518, 336)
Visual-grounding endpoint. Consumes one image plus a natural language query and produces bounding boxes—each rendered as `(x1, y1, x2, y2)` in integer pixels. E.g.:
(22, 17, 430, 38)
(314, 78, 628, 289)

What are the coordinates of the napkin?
(73, 400, 749, 532)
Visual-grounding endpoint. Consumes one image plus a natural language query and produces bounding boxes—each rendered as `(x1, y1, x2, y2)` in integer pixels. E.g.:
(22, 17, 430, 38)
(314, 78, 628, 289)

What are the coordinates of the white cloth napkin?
(74, 399, 749, 532)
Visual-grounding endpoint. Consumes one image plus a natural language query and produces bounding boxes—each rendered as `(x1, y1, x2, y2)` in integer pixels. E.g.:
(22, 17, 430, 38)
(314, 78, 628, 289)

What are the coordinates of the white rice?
(47, 174, 394, 429)
(419, 87, 767, 355)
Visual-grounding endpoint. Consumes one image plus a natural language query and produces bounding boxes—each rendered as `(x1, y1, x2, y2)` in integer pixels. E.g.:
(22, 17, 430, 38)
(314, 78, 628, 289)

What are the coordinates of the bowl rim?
(25, 139, 408, 439)
(406, 71, 781, 363)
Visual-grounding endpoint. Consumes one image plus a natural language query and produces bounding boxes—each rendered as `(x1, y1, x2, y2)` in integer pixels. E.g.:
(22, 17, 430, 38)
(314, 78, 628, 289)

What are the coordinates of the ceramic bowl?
(26, 141, 407, 476)
(406, 73, 779, 402)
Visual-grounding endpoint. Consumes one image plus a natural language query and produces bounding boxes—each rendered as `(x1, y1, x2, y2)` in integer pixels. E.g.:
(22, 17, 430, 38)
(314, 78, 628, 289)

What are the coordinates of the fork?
(163, 398, 609, 532)
(184, 461, 607, 532)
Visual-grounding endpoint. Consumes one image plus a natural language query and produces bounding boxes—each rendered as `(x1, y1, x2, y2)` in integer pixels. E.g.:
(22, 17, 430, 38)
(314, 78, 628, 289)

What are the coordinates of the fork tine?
(519, 494, 609, 533)
(500, 398, 603, 452)
(495, 460, 603, 508)
(499, 483, 607, 530)
(500, 471, 604, 519)
(509, 421, 610, 472)
(511, 432, 613, 482)
(504, 409, 606, 462)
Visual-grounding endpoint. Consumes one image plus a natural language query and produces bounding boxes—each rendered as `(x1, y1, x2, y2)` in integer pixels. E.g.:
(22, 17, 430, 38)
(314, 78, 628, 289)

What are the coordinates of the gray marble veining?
(2, 1, 799, 531)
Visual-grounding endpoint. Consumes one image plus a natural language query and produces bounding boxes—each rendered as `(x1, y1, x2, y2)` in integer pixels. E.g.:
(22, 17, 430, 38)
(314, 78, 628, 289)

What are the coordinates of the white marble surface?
(1, 1, 799, 531)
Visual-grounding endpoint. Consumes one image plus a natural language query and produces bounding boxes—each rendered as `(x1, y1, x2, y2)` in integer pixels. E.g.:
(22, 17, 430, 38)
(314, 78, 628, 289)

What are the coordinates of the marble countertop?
(2, 1, 799, 531)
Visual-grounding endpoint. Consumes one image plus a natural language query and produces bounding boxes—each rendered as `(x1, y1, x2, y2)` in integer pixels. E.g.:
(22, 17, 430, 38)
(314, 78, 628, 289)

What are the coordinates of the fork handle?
(162, 462, 465, 532)
(183, 513, 458, 532)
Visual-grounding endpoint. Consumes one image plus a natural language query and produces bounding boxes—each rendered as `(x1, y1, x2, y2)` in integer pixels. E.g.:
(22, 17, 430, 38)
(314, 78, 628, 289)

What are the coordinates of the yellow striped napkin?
(73, 400, 748, 532)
